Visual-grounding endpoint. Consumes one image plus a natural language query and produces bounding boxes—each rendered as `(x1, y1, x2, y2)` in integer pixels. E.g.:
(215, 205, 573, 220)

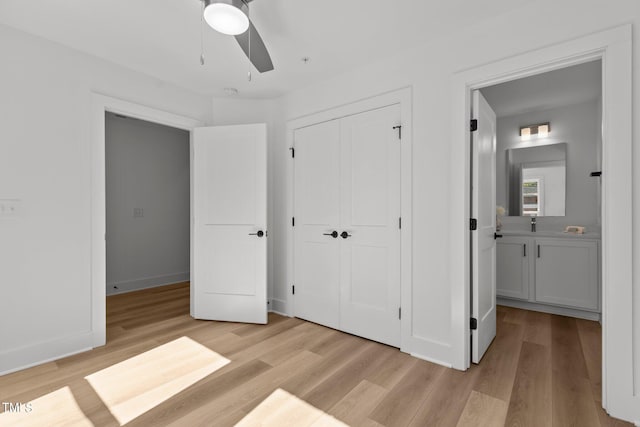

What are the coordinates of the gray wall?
(106, 113, 190, 295)
(495, 100, 600, 230)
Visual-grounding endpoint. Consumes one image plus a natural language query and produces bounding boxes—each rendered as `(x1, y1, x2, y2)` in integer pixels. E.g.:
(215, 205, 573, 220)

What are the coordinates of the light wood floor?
(0, 282, 631, 426)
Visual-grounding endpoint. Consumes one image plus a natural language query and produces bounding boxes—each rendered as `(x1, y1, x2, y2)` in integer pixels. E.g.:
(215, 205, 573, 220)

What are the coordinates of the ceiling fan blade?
(234, 20, 274, 73)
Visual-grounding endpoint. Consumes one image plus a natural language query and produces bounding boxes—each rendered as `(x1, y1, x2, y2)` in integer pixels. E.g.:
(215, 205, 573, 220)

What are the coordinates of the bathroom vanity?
(496, 230, 600, 321)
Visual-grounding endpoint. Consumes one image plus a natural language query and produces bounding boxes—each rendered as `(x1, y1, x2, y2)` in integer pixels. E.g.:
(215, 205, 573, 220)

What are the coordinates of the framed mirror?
(503, 143, 567, 217)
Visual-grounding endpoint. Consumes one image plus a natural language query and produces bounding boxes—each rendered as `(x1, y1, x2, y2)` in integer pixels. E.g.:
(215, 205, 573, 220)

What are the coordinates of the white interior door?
(339, 105, 401, 347)
(293, 120, 341, 329)
(471, 91, 497, 363)
(192, 124, 267, 324)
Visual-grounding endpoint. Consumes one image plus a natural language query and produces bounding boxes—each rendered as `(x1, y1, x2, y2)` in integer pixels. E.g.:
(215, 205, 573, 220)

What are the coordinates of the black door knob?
(494, 232, 503, 239)
(340, 231, 352, 239)
(323, 231, 338, 238)
(249, 230, 265, 237)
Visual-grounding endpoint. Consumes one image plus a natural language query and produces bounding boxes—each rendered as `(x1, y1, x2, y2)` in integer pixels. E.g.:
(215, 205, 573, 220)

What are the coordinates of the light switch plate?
(0, 199, 21, 217)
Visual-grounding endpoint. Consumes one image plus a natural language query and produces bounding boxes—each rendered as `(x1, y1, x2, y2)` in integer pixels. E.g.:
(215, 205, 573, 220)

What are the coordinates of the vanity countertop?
(499, 229, 601, 239)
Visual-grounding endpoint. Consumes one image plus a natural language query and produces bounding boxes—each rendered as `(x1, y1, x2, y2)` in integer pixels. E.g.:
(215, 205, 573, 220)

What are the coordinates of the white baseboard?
(410, 352, 453, 369)
(107, 272, 189, 295)
(270, 298, 289, 316)
(497, 297, 601, 321)
(0, 332, 94, 376)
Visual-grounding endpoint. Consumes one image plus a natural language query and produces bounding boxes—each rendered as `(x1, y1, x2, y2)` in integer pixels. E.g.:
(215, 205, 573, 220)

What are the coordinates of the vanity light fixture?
(520, 122, 550, 140)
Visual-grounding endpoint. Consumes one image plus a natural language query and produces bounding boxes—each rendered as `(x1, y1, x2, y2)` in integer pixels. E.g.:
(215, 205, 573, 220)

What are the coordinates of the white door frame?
(90, 93, 203, 347)
(284, 88, 414, 352)
(450, 25, 634, 421)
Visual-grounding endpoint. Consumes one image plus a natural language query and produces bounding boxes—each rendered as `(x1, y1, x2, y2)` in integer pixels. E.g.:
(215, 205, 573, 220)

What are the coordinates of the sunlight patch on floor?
(235, 388, 349, 427)
(85, 336, 230, 425)
(0, 386, 93, 427)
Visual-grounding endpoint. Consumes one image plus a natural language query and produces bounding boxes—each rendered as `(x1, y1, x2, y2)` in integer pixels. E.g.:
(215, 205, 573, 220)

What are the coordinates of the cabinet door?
(496, 237, 530, 300)
(535, 238, 599, 311)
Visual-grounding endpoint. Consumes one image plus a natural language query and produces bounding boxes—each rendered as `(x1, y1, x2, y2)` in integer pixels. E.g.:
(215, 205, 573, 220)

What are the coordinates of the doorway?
(90, 94, 203, 347)
(105, 112, 191, 297)
(471, 60, 603, 364)
(91, 94, 270, 348)
(449, 25, 634, 421)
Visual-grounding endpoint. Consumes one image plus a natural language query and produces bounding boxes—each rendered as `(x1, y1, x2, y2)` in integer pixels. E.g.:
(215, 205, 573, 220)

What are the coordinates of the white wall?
(105, 113, 190, 295)
(0, 23, 211, 374)
(496, 101, 600, 229)
(271, 0, 640, 409)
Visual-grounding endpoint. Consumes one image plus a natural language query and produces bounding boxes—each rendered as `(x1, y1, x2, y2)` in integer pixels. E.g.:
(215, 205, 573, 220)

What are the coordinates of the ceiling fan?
(202, 0, 274, 73)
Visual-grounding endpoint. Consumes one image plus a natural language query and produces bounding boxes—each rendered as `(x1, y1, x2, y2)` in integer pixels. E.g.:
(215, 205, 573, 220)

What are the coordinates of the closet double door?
(293, 104, 401, 347)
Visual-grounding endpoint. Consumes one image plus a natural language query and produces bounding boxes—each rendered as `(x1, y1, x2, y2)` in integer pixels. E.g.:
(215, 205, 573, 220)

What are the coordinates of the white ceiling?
(0, 0, 534, 98)
(480, 60, 602, 118)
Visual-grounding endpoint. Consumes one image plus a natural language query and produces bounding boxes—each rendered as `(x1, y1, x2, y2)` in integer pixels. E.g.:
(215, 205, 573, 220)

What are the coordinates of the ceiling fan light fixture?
(203, 0, 249, 36)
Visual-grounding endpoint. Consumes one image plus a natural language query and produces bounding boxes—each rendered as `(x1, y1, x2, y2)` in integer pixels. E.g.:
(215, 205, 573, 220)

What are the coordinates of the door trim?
(284, 87, 415, 355)
(90, 93, 203, 348)
(450, 25, 634, 421)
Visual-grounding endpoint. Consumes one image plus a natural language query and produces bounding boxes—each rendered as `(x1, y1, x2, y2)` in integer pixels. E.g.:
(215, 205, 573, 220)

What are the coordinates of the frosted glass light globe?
(204, 2, 249, 36)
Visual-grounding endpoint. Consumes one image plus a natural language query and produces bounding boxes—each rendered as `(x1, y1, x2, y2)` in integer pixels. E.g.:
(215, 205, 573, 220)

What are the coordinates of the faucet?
(531, 217, 536, 232)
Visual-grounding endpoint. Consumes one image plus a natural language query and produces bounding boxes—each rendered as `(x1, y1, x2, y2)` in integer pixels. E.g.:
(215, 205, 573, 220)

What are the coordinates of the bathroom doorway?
(469, 60, 603, 363)
(450, 26, 634, 422)
(480, 59, 603, 325)
(468, 59, 610, 423)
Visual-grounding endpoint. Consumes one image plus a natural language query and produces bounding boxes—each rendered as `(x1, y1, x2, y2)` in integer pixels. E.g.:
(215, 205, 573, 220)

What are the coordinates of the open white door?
(471, 91, 497, 363)
(192, 124, 267, 324)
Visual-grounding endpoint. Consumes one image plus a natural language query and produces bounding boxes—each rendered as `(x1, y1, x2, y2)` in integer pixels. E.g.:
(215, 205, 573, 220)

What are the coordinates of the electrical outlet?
(0, 199, 20, 217)
(133, 208, 144, 218)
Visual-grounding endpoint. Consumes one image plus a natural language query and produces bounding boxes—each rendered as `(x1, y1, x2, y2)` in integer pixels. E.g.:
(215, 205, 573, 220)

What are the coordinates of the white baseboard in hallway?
(107, 272, 189, 295)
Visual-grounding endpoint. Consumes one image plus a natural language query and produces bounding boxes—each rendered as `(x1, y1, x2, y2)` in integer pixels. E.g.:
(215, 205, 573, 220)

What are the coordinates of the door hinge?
(470, 218, 477, 231)
(393, 125, 402, 139)
(399, 307, 402, 320)
(470, 119, 478, 132)
(398, 217, 402, 229)
(292, 285, 295, 295)
(292, 217, 295, 227)
(289, 147, 295, 158)
(470, 317, 478, 330)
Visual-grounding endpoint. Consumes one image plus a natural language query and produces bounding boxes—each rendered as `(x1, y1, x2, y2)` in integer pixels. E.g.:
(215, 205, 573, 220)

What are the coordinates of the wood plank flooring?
(0, 283, 631, 426)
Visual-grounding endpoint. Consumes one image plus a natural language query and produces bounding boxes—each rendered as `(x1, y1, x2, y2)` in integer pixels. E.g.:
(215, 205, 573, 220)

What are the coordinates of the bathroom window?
(522, 178, 542, 216)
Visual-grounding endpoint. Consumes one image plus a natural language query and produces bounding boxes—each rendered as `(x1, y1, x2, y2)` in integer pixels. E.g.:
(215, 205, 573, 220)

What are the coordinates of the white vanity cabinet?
(496, 236, 530, 300)
(496, 233, 600, 318)
(534, 238, 599, 311)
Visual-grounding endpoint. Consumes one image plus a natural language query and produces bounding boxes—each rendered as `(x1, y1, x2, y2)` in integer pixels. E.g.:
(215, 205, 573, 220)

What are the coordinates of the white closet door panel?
(350, 245, 388, 309)
(339, 105, 401, 347)
(293, 120, 341, 328)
